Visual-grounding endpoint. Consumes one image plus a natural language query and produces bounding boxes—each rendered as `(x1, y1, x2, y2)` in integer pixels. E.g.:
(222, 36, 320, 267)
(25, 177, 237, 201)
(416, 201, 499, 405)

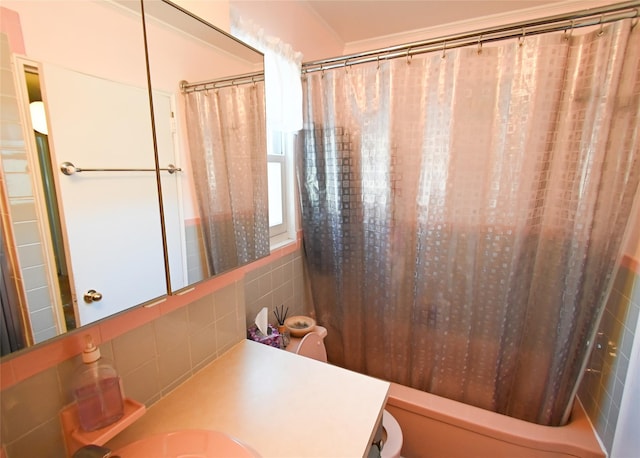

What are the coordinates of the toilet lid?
(380, 410, 403, 458)
(295, 332, 328, 362)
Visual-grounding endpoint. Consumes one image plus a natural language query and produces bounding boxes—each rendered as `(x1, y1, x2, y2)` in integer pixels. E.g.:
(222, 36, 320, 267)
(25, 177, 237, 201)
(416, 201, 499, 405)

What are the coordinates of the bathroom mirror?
(0, 0, 166, 356)
(141, 0, 268, 292)
(0, 0, 267, 357)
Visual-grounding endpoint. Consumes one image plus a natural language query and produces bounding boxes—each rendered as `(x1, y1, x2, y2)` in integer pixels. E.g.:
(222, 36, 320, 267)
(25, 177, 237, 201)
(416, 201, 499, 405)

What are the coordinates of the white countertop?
(106, 340, 390, 457)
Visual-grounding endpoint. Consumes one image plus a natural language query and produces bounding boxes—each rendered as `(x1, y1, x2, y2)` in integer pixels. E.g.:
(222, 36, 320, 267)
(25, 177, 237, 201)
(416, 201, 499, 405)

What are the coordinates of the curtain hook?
(377, 55, 381, 70)
(598, 14, 605, 36)
(477, 35, 483, 54)
(518, 27, 526, 47)
(406, 47, 412, 64)
(441, 41, 447, 59)
(632, 9, 639, 29)
(564, 20, 574, 41)
(344, 59, 349, 73)
(320, 64, 325, 78)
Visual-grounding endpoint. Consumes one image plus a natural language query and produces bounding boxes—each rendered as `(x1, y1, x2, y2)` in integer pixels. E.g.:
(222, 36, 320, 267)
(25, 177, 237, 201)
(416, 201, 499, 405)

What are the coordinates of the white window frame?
(268, 131, 297, 247)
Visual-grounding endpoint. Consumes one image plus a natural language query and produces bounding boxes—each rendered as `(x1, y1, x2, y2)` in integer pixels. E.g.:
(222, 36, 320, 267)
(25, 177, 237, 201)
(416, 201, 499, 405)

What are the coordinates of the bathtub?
(385, 382, 605, 458)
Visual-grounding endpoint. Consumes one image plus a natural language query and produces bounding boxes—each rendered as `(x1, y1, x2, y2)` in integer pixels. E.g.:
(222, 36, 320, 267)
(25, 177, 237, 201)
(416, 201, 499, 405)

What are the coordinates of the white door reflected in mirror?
(42, 63, 167, 325)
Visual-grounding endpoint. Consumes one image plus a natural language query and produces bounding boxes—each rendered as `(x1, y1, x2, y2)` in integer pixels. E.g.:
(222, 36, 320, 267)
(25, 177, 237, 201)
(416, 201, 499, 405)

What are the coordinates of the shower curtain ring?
(632, 9, 639, 29)
(320, 64, 325, 78)
(406, 48, 412, 64)
(518, 27, 526, 47)
(564, 20, 574, 41)
(477, 35, 483, 54)
(344, 59, 349, 73)
(377, 55, 381, 70)
(441, 41, 447, 59)
(598, 14, 605, 36)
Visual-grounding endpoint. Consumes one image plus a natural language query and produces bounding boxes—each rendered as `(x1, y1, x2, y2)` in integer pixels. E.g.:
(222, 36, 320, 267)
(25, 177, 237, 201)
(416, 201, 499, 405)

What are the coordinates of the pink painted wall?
(3, 1, 148, 87)
(173, 0, 230, 32)
(0, 6, 24, 54)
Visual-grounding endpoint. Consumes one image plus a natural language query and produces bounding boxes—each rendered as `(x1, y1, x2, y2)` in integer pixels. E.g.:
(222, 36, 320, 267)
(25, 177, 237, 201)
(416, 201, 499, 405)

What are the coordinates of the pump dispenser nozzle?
(81, 335, 101, 364)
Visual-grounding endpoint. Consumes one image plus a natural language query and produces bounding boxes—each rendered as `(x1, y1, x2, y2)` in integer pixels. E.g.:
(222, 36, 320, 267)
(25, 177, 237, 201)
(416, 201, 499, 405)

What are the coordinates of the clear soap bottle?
(71, 336, 124, 432)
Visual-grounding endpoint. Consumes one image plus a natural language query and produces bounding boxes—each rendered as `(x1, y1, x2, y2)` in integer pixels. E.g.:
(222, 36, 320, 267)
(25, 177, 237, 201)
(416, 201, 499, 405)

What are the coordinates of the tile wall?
(578, 257, 640, 454)
(244, 249, 309, 329)
(0, 246, 310, 457)
(0, 32, 59, 345)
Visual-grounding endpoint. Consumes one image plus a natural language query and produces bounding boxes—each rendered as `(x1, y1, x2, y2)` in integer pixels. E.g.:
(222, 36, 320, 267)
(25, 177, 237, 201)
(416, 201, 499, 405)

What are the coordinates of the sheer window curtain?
(299, 21, 640, 426)
(231, 13, 303, 135)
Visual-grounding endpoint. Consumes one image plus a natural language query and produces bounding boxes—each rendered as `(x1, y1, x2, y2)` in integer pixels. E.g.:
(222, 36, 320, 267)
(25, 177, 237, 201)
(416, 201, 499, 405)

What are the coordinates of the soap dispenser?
(71, 336, 124, 432)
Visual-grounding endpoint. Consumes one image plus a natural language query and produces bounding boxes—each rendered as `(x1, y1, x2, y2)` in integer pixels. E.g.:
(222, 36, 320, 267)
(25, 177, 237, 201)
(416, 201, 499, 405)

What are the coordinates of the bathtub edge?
(386, 382, 605, 458)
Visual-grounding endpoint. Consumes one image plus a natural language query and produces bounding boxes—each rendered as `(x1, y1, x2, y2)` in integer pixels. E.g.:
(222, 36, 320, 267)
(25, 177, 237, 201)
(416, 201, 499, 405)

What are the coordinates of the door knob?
(83, 289, 103, 303)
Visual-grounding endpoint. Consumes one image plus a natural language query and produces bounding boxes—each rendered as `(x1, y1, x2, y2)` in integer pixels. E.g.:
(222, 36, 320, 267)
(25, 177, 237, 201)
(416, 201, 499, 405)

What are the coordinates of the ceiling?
(305, 0, 567, 43)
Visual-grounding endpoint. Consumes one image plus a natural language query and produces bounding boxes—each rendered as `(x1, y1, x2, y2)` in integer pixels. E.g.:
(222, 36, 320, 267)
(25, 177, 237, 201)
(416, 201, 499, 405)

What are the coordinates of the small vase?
(277, 325, 290, 348)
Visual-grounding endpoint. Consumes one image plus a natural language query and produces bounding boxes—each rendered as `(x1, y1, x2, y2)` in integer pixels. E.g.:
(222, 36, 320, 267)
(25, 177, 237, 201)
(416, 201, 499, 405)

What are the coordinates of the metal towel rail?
(60, 161, 181, 176)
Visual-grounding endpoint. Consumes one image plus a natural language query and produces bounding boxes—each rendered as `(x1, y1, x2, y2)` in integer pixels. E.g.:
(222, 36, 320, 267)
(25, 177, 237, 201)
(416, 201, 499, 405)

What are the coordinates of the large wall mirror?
(141, 0, 269, 293)
(0, 0, 268, 358)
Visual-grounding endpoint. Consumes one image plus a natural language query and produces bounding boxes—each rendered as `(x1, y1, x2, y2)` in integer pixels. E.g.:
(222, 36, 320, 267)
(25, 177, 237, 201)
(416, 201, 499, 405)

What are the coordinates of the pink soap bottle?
(71, 336, 124, 431)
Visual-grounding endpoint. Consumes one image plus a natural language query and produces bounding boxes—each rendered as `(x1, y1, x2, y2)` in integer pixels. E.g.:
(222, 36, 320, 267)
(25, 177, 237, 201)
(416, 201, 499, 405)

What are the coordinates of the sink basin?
(114, 429, 261, 457)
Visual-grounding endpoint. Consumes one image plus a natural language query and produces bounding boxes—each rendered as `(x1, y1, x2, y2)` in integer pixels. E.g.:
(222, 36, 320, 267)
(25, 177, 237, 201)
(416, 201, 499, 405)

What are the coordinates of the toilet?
(290, 328, 403, 458)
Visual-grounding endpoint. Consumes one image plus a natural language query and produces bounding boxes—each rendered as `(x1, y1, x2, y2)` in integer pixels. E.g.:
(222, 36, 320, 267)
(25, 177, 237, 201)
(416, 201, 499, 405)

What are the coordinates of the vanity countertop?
(106, 339, 390, 457)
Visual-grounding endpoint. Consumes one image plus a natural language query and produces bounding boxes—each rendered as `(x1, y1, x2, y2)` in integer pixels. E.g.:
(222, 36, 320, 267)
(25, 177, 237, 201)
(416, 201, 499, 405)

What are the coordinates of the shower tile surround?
(578, 255, 640, 454)
(0, 242, 310, 457)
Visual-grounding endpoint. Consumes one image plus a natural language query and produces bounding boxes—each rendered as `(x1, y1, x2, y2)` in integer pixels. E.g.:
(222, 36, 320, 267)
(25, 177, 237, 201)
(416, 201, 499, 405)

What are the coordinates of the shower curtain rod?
(301, 1, 639, 73)
(180, 70, 264, 94)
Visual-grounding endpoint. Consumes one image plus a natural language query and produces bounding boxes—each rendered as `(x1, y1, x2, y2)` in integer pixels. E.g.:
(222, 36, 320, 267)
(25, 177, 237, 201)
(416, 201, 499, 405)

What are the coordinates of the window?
(268, 156, 285, 233)
(267, 131, 295, 245)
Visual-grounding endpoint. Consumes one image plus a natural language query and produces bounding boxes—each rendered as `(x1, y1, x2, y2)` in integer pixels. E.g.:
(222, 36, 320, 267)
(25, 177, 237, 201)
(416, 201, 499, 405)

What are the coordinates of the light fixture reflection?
(29, 100, 48, 135)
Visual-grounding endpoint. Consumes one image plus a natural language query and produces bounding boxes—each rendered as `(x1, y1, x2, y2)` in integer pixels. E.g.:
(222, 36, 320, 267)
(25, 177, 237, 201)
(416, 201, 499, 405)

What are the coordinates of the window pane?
(269, 129, 284, 156)
(268, 161, 283, 227)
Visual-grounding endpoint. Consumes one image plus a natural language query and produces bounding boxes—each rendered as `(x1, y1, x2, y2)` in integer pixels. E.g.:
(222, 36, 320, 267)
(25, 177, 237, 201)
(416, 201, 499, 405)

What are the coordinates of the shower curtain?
(299, 20, 640, 426)
(184, 83, 270, 274)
